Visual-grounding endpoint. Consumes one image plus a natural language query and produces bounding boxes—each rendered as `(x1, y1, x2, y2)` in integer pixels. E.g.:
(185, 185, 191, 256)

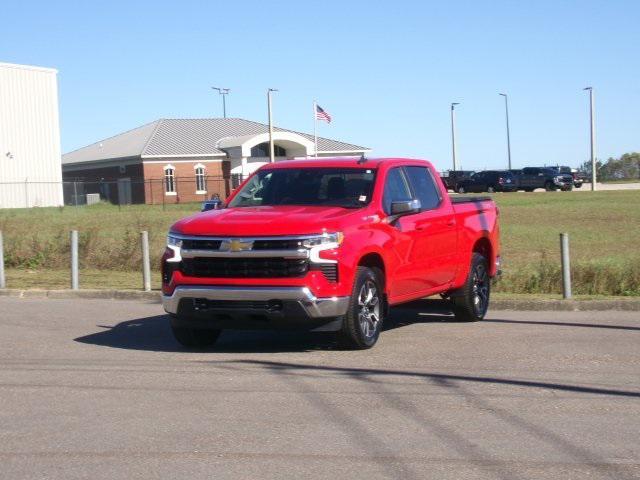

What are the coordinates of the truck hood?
(171, 206, 363, 237)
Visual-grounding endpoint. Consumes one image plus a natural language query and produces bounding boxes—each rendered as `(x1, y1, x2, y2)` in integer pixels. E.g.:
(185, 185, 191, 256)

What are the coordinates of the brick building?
(62, 118, 369, 204)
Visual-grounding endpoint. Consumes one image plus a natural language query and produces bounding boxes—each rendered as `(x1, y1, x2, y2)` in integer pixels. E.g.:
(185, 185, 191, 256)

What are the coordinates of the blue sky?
(2, 0, 638, 172)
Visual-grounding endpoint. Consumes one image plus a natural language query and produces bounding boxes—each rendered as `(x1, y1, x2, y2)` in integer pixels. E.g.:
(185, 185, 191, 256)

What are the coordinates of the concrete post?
(560, 233, 571, 299)
(0, 231, 5, 289)
(141, 231, 151, 292)
(70, 230, 79, 290)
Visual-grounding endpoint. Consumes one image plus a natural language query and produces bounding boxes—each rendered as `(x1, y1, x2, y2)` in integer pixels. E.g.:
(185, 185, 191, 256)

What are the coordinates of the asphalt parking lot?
(0, 297, 638, 480)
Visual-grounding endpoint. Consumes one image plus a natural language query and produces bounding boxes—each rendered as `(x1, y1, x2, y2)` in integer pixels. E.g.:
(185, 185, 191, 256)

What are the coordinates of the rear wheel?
(457, 185, 466, 194)
(338, 267, 385, 349)
(450, 253, 490, 322)
(523, 187, 534, 192)
(487, 185, 496, 193)
(171, 324, 221, 348)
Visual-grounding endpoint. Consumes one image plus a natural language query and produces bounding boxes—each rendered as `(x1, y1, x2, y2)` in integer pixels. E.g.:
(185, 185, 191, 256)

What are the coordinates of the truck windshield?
(227, 168, 377, 208)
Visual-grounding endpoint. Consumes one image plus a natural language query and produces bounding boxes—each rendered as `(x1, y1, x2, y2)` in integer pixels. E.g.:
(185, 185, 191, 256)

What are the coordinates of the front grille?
(181, 239, 222, 250)
(318, 264, 338, 282)
(181, 257, 309, 278)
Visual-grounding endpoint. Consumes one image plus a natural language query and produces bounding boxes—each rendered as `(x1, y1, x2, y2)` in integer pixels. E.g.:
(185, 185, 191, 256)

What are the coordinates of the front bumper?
(163, 285, 349, 319)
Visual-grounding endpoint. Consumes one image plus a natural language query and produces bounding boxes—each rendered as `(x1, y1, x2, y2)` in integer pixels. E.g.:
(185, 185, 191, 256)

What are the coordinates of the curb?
(0, 289, 161, 303)
(1, 289, 640, 311)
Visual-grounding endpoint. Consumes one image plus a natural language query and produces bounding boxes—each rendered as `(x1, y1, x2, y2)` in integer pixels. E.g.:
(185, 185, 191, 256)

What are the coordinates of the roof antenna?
(357, 154, 367, 164)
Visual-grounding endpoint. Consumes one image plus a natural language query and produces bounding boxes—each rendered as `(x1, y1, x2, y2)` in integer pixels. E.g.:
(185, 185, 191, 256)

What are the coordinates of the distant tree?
(580, 152, 640, 180)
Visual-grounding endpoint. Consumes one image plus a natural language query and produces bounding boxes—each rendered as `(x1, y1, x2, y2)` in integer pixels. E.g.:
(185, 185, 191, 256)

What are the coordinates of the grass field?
(1, 190, 639, 295)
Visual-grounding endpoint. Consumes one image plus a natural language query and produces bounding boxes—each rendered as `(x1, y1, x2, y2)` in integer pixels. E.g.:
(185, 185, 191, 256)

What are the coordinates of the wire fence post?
(0, 231, 6, 289)
(560, 233, 572, 299)
(70, 230, 79, 290)
(141, 231, 151, 292)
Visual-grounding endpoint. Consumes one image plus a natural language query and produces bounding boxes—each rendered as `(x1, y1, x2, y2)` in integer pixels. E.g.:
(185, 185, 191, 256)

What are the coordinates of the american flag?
(315, 104, 332, 123)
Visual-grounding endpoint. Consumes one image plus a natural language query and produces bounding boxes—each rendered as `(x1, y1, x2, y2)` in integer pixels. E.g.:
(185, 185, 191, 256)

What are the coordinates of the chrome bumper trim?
(162, 286, 350, 319)
(180, 249, 309, 259)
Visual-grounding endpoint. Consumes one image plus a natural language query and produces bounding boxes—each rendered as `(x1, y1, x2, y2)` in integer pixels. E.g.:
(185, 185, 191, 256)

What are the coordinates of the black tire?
(450, 253, 491, 322)
(523, 187, 534, 192)
(337, 266, 385, 349)
(487, 185, 496, 193)
(457, 185, 466, 194)
(171, 324, 221, 348)
(544, 181, 556, 191)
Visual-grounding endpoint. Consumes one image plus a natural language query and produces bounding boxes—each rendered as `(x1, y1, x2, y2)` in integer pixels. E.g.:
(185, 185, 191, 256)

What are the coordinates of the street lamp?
(267, 88, 278, 163)
(451, 102, 460, 171)
(499, 93, 512, 170)
(211, 87, 230, 118)
(583, 87, 597, 191)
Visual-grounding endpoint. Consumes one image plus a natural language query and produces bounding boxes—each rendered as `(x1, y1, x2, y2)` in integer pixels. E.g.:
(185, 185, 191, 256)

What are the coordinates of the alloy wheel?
(471, 263, 489, 317)
(358, 280, 381, 339)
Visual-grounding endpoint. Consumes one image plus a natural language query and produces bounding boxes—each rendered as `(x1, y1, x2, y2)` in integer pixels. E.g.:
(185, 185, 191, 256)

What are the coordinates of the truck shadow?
(73, 299, 454, 353)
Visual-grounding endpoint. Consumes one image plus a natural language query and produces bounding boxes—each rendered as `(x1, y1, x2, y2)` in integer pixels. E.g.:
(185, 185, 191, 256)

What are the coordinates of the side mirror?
(391, 199, 421, 216)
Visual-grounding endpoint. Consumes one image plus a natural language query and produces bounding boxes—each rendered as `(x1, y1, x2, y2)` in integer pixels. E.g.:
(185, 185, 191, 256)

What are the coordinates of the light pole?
(451, 102, 460, 171)
(211, 87, 230, 118)
(267, 88, 278, 163)
(584, 87, 597, 191)
(499, 93, 512, 170)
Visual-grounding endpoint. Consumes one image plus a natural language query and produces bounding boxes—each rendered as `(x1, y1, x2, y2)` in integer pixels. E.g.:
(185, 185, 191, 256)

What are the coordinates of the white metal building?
(0, 62, 63, 208)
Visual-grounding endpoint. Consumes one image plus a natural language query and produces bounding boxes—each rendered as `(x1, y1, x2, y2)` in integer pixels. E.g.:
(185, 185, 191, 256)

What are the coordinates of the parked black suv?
(440, 170, 476, 191)
(456, 170, 518, 193)
(515, 167, 573, 191)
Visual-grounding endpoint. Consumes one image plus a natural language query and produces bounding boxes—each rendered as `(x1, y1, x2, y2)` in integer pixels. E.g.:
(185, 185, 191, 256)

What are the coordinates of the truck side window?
(383, 168, 412, 214)
(404, 166, 442, 210)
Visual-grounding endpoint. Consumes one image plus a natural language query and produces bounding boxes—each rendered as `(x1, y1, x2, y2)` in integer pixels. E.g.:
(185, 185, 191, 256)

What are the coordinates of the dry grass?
(1, 191, 639, 295)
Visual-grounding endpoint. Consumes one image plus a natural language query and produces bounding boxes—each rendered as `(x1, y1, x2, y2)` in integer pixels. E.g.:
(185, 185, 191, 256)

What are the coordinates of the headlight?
(167, 234, 183, 248)
(302, 232, 344, 249)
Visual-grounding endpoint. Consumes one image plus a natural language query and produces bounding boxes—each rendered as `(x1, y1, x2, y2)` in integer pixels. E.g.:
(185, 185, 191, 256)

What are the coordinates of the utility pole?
(211, 87, 230, 118)
(584, 87, 597, 191)
(268, 88, 278, 163)
(451, 103, 460, 171)
(499, 93, 512, 170)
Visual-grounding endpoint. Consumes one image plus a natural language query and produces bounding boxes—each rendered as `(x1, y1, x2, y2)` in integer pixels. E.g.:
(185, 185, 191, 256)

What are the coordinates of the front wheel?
(487, 185, 496, 193)
(450, 253, 491, 322)
(337, 267, 385, 349)
(457, 185, 466, 194)
(545, 181, 557, 191)
(171, 324, 221, 348)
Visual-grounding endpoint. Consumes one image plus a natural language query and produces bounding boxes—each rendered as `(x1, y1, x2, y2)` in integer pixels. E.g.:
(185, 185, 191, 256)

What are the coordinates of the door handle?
(446, 220, 455, 227)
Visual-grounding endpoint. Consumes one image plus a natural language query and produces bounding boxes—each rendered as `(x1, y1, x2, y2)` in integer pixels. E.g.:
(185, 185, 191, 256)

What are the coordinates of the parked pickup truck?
(515, 167, 574, 191)
(162, 158, 501, 349)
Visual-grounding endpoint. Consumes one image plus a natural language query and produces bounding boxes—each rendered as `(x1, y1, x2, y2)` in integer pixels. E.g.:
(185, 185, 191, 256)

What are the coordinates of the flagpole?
(313, 100, 318, 158)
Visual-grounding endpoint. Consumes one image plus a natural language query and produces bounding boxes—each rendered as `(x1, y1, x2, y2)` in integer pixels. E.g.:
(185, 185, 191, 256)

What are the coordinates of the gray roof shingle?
(63, 118, 369, 165)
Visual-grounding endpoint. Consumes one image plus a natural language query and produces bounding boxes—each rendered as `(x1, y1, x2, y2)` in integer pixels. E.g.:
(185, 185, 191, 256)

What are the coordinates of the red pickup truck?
(162, 158, 500, 349)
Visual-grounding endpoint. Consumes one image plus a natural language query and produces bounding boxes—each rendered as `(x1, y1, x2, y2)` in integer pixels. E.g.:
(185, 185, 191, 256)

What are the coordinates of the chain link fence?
(0, 175, 247, 208)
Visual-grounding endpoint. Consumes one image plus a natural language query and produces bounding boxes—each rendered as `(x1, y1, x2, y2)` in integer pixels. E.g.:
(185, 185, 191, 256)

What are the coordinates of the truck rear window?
(228, 168, 376, 208)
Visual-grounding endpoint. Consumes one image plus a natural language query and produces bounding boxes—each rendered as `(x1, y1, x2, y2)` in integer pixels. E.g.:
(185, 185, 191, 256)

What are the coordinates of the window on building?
(250, 142, 286, 157)
(195, 164, 206, 193)
(164, 165, 176, 195)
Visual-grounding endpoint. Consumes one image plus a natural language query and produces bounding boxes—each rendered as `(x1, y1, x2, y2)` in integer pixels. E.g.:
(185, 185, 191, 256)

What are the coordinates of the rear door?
(404, 166, 458, 290)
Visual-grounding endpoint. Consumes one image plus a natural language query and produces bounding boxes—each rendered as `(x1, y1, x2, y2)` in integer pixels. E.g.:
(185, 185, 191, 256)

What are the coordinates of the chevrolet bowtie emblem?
(222, 239, 253, 252)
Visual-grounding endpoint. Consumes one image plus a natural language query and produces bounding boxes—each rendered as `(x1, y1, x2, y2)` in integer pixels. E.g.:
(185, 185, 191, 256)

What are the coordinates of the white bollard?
(141, 231, 151, 292)
(560, 233, 571, 299)
(70, 230, 79, 290)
